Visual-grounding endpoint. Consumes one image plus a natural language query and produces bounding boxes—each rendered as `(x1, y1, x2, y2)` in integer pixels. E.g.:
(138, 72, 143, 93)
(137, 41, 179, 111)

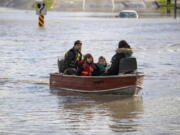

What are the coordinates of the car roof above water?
(120, 10, 138, 12)
(119, 10, 139, 18)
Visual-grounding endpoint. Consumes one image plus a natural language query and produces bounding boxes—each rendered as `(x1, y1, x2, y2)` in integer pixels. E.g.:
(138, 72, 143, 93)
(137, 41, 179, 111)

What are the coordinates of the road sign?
(36, 0, 47, 15)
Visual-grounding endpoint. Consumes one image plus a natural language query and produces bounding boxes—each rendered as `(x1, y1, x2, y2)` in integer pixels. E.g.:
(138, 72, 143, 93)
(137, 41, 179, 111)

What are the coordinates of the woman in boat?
(107, 40, 133, 75)
(77, 53, 97, 76)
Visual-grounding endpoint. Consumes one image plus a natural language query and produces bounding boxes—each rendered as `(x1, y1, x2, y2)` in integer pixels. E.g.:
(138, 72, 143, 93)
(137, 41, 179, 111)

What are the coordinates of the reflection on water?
(51, 91, 143, 133)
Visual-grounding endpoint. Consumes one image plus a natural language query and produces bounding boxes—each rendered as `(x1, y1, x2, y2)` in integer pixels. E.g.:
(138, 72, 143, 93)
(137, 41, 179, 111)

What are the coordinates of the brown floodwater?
(0, 8, 180, 135)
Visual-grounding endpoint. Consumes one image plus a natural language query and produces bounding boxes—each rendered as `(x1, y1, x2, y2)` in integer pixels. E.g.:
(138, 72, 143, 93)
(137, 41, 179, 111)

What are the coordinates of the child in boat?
(77, 53, 96, 76)
(95, 56, 107, 75)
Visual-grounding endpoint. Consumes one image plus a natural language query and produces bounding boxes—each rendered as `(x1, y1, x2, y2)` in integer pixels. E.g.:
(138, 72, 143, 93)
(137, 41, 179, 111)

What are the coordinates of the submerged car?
(117, 10, 139, 18)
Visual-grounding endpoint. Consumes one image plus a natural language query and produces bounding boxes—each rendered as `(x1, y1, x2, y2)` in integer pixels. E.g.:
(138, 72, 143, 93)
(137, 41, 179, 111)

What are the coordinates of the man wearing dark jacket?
(63, 40, 82, 72)
(107, 40, 133, 75)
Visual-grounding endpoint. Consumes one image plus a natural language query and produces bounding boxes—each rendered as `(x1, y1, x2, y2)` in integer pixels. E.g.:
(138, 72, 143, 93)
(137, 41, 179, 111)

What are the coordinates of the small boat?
(50, 73, 144, 95)
(50, 58, 144, 95)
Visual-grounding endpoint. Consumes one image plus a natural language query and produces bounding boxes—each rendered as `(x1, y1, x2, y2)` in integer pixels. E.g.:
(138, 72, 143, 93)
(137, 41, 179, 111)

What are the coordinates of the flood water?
(0, 8, 180, 135)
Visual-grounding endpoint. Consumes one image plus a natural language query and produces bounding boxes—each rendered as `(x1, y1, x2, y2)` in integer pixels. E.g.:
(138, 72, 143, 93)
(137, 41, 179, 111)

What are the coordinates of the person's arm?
(107, 54, 123, 75)
(107, 61, 119, 75)
(65, 51, 76, 68)
(76, 63, 83, 75)
(92, 64, 100, 76)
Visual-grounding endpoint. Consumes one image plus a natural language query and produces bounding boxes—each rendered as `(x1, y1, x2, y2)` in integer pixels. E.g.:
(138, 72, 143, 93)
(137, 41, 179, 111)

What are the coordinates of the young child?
(96, 56, 107, 75)
(77, 53, 96, 76)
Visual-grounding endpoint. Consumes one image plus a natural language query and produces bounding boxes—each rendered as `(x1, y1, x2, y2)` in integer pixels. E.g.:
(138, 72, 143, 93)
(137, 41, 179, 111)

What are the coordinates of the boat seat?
(119, 57, 137, 74)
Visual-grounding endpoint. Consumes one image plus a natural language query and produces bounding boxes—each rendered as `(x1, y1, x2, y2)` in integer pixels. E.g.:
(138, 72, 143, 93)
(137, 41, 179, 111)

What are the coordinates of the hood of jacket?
(116, 48, 133, 55)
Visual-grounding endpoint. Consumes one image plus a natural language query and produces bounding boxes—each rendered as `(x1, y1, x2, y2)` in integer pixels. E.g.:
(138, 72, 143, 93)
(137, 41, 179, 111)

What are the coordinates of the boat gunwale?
(50, 72, 144, 79)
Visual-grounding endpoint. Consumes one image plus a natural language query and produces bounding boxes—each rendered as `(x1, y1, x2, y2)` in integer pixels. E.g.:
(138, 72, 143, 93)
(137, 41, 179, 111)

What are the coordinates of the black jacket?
(107, 47, 133, 75)
(64, 48, 82, 70)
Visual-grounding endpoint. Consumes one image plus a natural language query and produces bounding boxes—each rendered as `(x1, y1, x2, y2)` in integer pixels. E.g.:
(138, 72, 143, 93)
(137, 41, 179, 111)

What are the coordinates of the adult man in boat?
(63, 40, 82, 73)
(107, 40, 133, 75)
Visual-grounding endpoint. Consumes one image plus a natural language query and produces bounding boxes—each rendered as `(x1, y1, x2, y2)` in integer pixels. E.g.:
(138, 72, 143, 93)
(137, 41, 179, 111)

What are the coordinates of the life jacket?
(75, 52, 82, 63)
(64, 48, 82, 63)
(78, 61, 93, 76)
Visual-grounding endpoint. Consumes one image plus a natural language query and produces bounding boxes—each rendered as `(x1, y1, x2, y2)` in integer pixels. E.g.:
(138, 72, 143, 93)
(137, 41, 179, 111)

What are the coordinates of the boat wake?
(0, 78, 49, 86)
(167, 43, 180, 52)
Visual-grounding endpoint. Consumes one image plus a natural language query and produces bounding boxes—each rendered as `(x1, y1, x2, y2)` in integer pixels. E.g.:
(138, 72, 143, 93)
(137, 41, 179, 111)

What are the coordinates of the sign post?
(36, 0, 47, 28)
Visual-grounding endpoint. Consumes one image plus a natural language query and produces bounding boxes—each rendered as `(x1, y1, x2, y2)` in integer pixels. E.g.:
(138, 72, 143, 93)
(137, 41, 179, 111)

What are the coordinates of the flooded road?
(0, 8, 180, 135)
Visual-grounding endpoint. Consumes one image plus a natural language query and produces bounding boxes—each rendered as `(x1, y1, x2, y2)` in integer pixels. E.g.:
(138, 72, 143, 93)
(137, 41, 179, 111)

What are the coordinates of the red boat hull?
(50, 73, 144, 95)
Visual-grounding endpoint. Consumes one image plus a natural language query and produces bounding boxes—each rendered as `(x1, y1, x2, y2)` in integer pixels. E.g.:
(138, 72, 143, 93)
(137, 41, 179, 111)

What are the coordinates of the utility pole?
(112, 0, 115, 12)
(167, 0, 171, 15)
(174, 0, 177, 18)
(83, 0, 86, 11)
(167, 0, 171, 5)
